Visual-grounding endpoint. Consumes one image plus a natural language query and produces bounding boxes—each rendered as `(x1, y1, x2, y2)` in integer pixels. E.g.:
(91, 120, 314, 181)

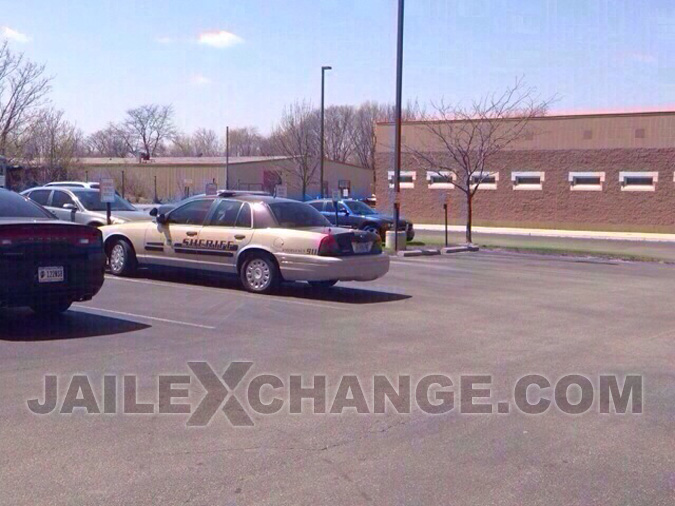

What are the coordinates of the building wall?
(375, 149, 675, 233)
(78, 159, 372, 202)
(375, 112, 675, 233)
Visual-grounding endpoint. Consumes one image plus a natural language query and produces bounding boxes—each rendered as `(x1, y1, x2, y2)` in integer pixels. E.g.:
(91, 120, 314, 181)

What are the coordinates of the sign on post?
(331, 190, 340, 202)
(275, 184, 287, 198)
(205, 182, 217, 196)
(100, 177, 115, 225)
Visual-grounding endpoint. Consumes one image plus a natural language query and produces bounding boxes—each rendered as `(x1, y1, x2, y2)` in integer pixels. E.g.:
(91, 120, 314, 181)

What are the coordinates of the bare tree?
(0, 42, 52, 158)
(118, 104, 176, 157)
(271, 101, 319, 200)
(228, 127, 264, 157)
(21, 108, 83, 181)
(411, 78, 554, 243)
(170, 128, 223, 157)
(319, 105, 356, 163)
(87, 125, 129, 157)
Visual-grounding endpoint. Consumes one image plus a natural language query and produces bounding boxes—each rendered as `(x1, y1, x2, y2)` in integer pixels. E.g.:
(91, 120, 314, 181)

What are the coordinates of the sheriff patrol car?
(101, 194, 389, 293)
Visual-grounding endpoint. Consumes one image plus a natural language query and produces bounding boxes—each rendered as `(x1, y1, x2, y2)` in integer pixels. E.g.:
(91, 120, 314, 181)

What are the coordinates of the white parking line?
(73, 306, 217, 330)
(103, 275, 350, 311)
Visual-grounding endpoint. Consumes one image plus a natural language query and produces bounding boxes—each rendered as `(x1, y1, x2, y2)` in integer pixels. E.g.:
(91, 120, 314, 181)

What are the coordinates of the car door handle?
(234, 234, 246, 240)
(186, 231, 198, 237)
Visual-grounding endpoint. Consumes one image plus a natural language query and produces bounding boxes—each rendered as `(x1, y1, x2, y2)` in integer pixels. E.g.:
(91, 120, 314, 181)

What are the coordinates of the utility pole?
(393, 0, 405, 252)
(320, 65, 332, 198)
(225, 126, 230, 190)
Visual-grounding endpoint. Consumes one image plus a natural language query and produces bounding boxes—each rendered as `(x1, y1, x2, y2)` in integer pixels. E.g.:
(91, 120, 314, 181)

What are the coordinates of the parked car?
(307, 198, 414, 241)
(102, 194, 389, 294)
(0, 188, 105, 315)
(21, 187, 150, 227)
(44, 181, 100, 189)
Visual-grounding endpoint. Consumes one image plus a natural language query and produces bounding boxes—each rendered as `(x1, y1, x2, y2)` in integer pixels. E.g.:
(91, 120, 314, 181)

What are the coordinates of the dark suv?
(307, 199, 414, 241)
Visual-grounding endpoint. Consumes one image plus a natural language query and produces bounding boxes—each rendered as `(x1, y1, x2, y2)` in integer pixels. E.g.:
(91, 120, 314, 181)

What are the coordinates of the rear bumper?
(0, 252, 105, 308)
(277, 253, 390, 282)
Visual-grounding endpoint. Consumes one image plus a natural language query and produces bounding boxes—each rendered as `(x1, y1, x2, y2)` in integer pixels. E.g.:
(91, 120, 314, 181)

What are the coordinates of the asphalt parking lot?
(1, 251, 674, 505)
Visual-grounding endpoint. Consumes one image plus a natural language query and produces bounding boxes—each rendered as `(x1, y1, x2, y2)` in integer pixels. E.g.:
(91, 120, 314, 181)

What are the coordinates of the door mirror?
(63, 203, 78, 211)
(156, 213, 168, 225)
(149, 207, 158, 217)
(340, 209, 349, 215)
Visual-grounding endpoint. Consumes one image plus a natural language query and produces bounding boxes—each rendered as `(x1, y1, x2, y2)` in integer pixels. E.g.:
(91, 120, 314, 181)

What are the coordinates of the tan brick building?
(375, 111, 675, 233)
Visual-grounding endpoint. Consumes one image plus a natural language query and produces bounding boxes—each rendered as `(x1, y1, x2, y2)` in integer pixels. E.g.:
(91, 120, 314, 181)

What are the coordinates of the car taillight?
(0, 225, 102, 247)
(318, 234, 341, 256)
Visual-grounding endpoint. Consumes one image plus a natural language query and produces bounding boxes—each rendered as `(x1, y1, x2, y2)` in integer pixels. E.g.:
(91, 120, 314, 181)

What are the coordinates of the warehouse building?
(77, 156, 372, 202)
(375, 111, 675, 233)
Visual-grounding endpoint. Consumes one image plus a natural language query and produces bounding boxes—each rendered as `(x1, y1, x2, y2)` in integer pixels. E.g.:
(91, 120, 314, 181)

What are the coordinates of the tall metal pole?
(320, 65, 332, 199)
(393, 0, 405, 252)
(225, 126, 229, 190)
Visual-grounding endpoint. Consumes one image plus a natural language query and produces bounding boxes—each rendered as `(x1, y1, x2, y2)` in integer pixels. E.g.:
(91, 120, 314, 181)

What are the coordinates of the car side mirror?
(63, 203, 78, 211)
(340, 209, 349, 215)
(156, 213, 168, 225)
(149, 207, 158, 217)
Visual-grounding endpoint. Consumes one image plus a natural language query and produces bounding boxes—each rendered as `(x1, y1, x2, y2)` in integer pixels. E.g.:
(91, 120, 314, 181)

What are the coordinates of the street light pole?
(320, 65, 332, 199)
(393, 0, 405, 252)
(225, 126, 229, 190)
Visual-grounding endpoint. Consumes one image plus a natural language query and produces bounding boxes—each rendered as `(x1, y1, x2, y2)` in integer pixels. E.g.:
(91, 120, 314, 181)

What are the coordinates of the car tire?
(240, 253, 279, 294)
(308, 280, 338, 289)
(30, 299, 72, 316)
(362, 224, 381, 236)
(108, 239, 137, 277)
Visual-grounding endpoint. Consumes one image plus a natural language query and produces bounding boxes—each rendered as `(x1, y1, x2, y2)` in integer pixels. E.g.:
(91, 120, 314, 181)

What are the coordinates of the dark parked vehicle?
(307, 199, 414, 241)
(0, 189, 105, 315)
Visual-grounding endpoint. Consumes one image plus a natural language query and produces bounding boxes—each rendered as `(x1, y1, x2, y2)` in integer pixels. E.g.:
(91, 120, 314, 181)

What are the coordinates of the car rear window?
(0, 191, 54, 219)
(267, 202, 330, 228)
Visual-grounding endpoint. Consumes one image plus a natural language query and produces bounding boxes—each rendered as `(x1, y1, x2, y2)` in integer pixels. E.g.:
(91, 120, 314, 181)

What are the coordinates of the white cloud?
(198, 30, 243, 48)
(155, 36, 173, 44)
(190, 74, 212, 86)
(1, 26, 30, 43)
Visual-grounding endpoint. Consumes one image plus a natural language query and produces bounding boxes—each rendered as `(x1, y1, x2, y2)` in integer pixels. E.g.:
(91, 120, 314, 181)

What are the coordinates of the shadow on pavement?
(0, 308, 150, 342)
(132, 267, 412, 305)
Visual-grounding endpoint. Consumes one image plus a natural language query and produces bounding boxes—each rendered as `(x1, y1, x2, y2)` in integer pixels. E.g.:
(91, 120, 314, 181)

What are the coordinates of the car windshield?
(73, 191, 136, 211)
(345, 200, 376, 215)
(268, 201, 331, 228)
(0, 191, 53, 219)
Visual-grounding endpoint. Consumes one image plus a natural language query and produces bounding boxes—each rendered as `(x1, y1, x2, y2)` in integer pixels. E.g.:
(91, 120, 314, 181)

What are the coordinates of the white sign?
(342, 188, 349, 198)
(183, 178, 193, 187)
(275, 184, 287, 198)
(331, 190, 340, 201)
(100, 178, 115, 203)
(205, 182, 217, 196)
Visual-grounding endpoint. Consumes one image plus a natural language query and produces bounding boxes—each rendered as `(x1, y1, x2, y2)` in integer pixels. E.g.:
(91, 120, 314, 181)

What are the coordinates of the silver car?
(21, 187, 150, 226)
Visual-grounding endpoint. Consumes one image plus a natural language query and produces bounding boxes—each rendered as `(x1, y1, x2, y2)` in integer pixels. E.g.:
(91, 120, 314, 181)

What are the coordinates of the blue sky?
(2, 0, 675, 135)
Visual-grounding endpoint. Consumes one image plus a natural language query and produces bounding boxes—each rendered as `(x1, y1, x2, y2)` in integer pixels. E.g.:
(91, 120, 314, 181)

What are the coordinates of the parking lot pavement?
(1, 251, 674, 505)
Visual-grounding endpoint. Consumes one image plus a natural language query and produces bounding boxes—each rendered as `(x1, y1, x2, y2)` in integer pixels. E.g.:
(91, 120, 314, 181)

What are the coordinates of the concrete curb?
(441, 245, 480, 254)
(394, 248, 441, 257)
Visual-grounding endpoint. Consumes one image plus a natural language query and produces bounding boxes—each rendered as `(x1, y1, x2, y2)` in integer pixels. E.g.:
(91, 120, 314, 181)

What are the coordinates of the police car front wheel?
(240, 254, 279, 294)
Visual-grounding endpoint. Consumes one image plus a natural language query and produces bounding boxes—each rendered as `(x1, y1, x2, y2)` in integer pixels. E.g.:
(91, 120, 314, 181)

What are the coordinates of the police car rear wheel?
(109, 240, 137, 277)
(241, 254, 278, 294)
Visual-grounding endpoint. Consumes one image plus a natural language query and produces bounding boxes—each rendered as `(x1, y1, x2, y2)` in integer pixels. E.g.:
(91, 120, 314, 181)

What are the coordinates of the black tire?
(308, 280, 338, 289)
(30, 299, 72, 316)
(240, 253, 279, 294)
(108, 239, 137, 277)
(362, 223, 381, 236)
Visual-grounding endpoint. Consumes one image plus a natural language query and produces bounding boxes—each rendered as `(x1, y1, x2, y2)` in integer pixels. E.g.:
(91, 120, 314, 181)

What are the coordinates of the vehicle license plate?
(38, 266, 65, 283)
(352, 241, 372, 254)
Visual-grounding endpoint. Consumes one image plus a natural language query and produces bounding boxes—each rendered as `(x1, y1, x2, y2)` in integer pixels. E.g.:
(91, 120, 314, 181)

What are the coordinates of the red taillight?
(318, 234, 341, 256)
(0, 225, 101, 247)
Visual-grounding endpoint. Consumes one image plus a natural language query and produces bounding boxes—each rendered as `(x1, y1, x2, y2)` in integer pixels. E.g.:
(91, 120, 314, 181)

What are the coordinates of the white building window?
(569, 172, 605, 191)
(388, 171, 416, 189)
(619, 171, 658, 192)
(469, 171, 498, 190)
(511, 171, 544, 190)
(426, 170, 455, 189)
